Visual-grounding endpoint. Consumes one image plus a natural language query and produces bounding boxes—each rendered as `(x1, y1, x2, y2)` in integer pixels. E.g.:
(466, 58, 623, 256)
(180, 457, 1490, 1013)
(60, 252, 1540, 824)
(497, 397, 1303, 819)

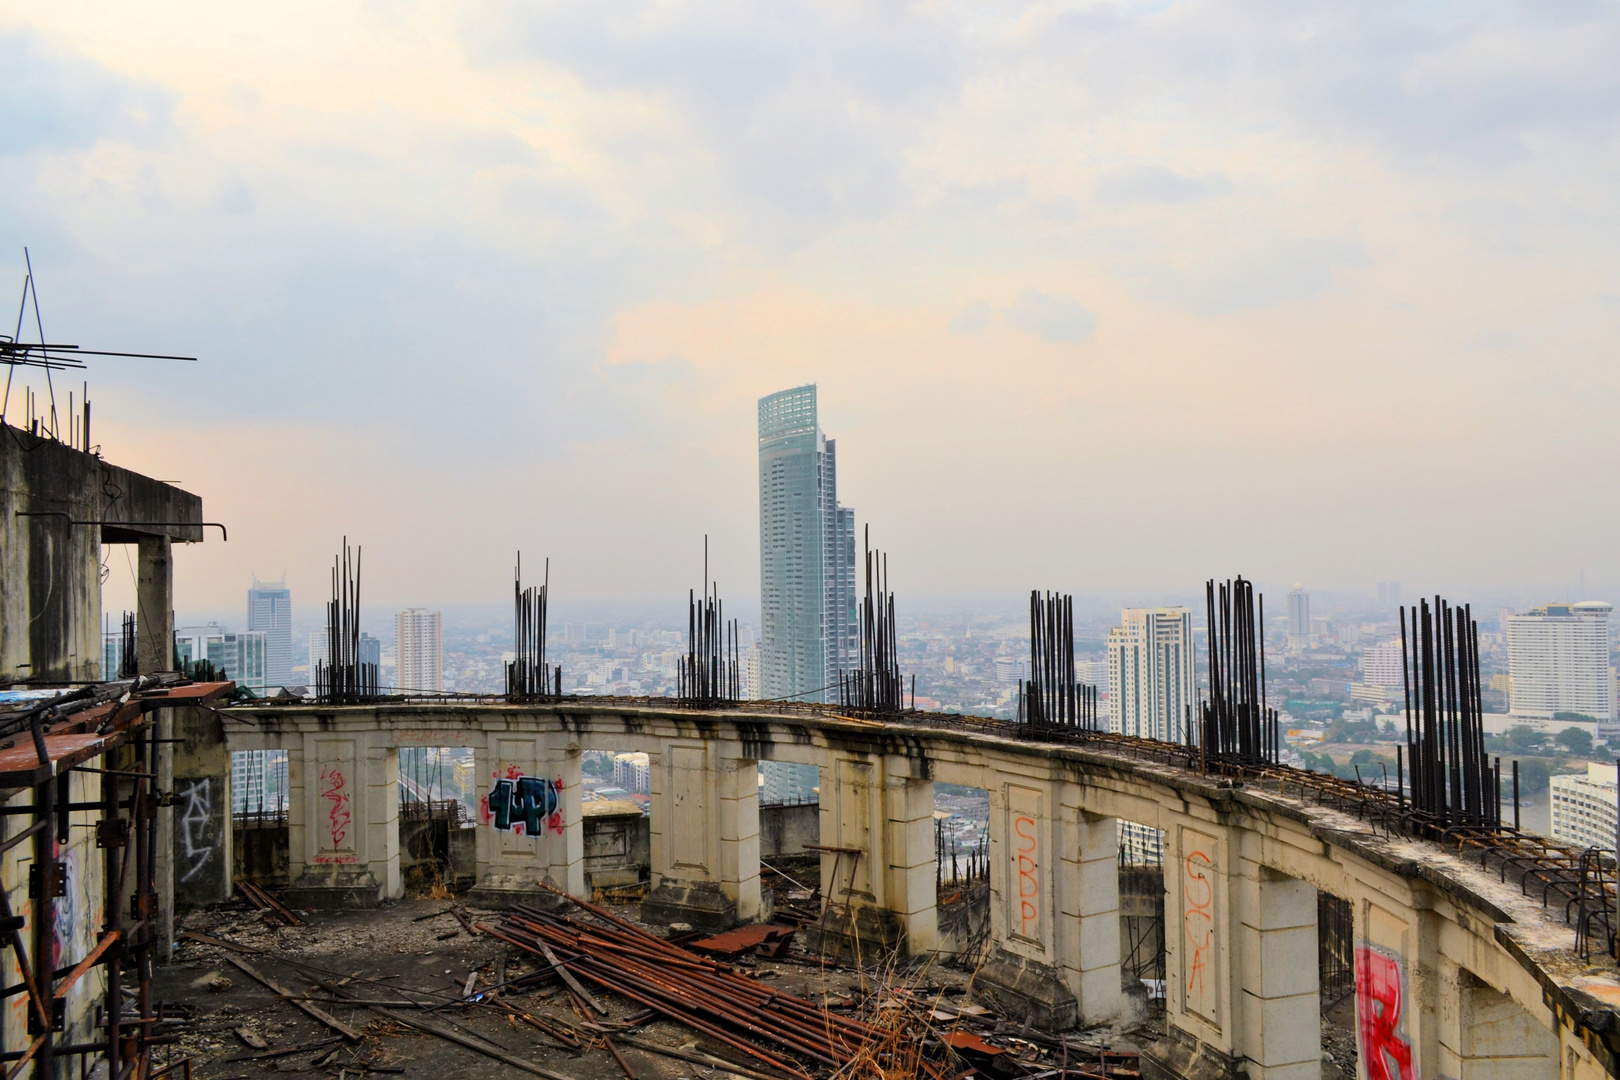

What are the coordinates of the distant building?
(174, 623, 226, 672)
(1107, 608, 1194, 742)
(994, 655, 1029, 686)
(395, 609, 443, 693)
(1363, 641, 1405, 690)
(760, 761, 819, 804)
(247, 576, 293, 689)
(613, 752, 650, 794)
(757, 385, 856, 704)
(1507, 602, 1614, 722)
(1287, 585, 1311, 650)
(1551, 762, 1617, 851)
(743, 644, 762, 700)
(309, 628, 381, 687)
(175, 623, 265, 693)
(232, 749, 288, 815)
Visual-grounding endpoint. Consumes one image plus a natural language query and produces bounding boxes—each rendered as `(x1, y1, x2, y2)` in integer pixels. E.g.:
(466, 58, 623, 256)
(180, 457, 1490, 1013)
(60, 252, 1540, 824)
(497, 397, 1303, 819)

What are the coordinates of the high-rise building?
(1286, 585, 1311, 650)
(395, 610, 443, 693)
(1551, 762, 1617, 849)
(1363, 640, 1405, 689)
(1107, 608, 1195, 742)
(1507, 602, 1614, 721)
(757, 385, 856, 703)
(247, 576, 293, 690)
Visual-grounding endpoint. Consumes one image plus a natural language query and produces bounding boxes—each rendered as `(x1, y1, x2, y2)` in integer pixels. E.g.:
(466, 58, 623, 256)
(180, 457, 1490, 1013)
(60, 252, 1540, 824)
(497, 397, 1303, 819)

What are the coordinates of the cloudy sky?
(5, 1, 1619, 621)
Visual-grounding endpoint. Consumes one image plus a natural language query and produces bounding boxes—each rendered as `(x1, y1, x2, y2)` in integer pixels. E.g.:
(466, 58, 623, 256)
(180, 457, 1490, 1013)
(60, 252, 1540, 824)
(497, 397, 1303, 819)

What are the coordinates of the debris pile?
(168, 891, 1142, 1080)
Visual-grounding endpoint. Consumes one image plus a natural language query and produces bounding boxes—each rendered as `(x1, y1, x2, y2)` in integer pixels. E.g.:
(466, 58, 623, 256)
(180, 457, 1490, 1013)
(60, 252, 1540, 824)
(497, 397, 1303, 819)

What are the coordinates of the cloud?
(0, 31, 174, 156)
(1094, 166, 1233, 206)
(947, 300, 992, 335)
(1004, 289, 1096, 343)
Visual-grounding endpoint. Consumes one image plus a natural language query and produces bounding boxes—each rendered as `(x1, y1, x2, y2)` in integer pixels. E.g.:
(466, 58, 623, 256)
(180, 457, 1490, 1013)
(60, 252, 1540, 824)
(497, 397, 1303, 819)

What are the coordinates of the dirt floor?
(155, 898, 1146, 1080)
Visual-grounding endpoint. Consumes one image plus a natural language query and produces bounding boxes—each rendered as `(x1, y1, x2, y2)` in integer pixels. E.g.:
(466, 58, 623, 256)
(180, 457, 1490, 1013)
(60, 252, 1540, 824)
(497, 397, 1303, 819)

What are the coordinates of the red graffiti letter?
(1356, 946, 1415, 1080)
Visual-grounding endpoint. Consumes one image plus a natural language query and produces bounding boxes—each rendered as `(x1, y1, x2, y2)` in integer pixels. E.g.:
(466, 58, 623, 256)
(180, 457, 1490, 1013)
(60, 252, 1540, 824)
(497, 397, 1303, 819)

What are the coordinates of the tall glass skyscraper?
(758, 385, 856, 703)
(248, 576, 293, 689)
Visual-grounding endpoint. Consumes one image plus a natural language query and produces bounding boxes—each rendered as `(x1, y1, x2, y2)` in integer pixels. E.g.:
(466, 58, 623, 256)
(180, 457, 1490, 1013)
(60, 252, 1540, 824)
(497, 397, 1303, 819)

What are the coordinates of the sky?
(4, 1, 1619, 623)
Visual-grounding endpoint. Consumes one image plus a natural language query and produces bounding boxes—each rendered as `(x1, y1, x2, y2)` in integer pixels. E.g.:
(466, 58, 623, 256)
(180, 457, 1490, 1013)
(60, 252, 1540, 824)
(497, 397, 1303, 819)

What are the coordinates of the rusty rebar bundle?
(1400, 596, 1497, 829)
(677, 537, 740, 705)
(838, 527, 906, 714)
(315, 537, 378, 703)
(1199, 576, 1279, 766)
(506, 553, 560, 700)
(1017, 590, 1098, 735)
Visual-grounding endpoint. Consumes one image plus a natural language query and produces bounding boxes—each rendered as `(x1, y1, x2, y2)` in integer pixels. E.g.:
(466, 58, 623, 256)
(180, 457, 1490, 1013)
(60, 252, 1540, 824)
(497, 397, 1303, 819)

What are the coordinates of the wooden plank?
(224, 954, 362, 1041)
(233, 1027, 268, 1050)
(179, 929, 264, 954)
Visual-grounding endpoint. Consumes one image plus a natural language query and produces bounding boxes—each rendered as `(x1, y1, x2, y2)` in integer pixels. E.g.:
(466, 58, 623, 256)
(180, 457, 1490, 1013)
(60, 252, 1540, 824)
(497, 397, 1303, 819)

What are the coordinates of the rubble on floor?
(160, 889, 1144, 1080)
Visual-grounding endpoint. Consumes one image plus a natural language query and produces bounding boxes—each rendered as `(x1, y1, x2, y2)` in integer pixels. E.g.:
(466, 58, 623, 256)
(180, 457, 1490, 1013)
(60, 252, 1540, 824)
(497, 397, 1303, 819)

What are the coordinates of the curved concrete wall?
(220, 701, 1620, 1080)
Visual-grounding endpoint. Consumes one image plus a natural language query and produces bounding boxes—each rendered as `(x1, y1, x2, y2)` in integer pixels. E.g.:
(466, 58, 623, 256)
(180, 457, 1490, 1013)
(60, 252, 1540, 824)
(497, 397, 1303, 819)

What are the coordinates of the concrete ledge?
(641, 880, 737, 933)
(1140, 1023, 1245, 1080)
(975, 948, 1079, 1032)
(286, 868, 383, 910)
(467, 872, 572, 912)
(804, 905, 906, 959)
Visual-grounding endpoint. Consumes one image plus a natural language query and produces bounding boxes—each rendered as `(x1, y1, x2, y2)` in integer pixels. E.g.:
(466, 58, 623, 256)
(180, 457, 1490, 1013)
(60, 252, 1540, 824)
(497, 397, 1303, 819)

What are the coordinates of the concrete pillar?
(469, 731, 583, 908)
(811, 750, 935, 954)
(286, 732, 400, 907)
(1143, 818, 1245, 1080)
(643, 739, 760, 931)
(979, 775, 1125, 1031)
(135, 535, 173, 673)
(716, 747, 762, 926)
(1355, 893, 1428, 1080)
(1234, 867, 1318, 1080)
(171, 706, 233, 909)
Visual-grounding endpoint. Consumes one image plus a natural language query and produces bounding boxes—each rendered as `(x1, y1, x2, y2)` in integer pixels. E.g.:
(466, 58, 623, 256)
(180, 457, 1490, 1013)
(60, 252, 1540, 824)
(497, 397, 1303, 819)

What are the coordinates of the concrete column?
(1143, 818, 1244, 1080)
(469, 731, 582, 907)
(716, 748, 762, 925)
(286, 732, 399, 907)
(979, 775, 1125, 1031)
(1234, 867, 1318, 1080)
(545, 740, 585, 899)
(643, 740, 759, 931)
(171, 706, 233, 909)
(135, 535, 173, 673)
(811, 750, 935, 955)
(1354, 892, 1430, 1080)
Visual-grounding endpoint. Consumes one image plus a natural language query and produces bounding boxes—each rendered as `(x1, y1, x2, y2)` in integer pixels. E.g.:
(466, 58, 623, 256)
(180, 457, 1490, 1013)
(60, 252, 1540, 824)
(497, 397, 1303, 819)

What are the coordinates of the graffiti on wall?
(1180, 832, 1218, 1022)
(1013, 814, 1039, 939)
(1356, 944, 1415, 1080)
(480, 766, 564, 836)
(177, 779, 218, 884)
(319, 765, 352, 850)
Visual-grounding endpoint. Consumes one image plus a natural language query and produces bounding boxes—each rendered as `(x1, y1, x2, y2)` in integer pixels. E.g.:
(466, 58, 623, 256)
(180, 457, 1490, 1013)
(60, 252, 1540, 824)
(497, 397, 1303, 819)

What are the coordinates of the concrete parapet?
(286, 732, 401, 908)
(469, 732, 582, 908)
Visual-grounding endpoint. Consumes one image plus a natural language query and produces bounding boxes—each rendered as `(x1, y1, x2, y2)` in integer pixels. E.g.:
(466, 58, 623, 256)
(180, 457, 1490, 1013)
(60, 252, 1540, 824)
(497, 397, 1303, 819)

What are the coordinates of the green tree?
(1516, 757, 1553, 793)
(1556, 727, 1594, 755)
(1349, 749, 1374, 767)
(1506, 726, 1545, 754)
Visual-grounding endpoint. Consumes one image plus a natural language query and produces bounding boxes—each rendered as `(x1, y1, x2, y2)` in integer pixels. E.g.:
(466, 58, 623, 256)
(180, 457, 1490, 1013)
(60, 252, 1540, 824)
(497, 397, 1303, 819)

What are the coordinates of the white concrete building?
(1507, 602, 1614, 721)
(1107, 607, 1194, 743)
(613, 752, 651, 794)
(1551, 762, 1618, 851)
(1363, 640, 1405, 690)
(395, 608, 443, 693)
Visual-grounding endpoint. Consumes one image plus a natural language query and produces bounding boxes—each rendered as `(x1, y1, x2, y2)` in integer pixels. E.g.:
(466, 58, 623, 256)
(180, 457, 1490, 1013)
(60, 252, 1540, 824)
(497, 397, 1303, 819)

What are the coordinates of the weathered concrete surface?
(759, 800, 819, 857)
(0, 422, 202, 683)
(222, 701, 1620, 1079)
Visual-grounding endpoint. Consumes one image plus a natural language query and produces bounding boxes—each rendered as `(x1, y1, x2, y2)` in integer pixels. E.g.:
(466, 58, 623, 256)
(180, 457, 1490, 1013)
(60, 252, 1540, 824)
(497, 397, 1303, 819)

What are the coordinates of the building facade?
(1363, 640, 1405, 689)
(395, 609, 443, 693)
(1507, 602, 1614, 721)
(1551, 762, 1618, 851)
(1286, 584, 1311, 650)
(757, 385, 856, 703)
(247, 576, 293, 690)
(1107, 607, 1195, 743)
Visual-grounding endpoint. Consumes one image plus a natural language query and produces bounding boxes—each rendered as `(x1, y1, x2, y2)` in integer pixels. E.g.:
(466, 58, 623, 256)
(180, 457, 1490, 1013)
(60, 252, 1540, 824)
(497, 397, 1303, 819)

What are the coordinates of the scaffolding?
(0, 675, 233, 1080)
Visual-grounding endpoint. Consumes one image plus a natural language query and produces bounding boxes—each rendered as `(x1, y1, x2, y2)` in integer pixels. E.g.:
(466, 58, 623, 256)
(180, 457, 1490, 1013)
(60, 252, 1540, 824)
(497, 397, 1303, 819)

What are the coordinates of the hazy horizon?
(10, 2, 1619, 620)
